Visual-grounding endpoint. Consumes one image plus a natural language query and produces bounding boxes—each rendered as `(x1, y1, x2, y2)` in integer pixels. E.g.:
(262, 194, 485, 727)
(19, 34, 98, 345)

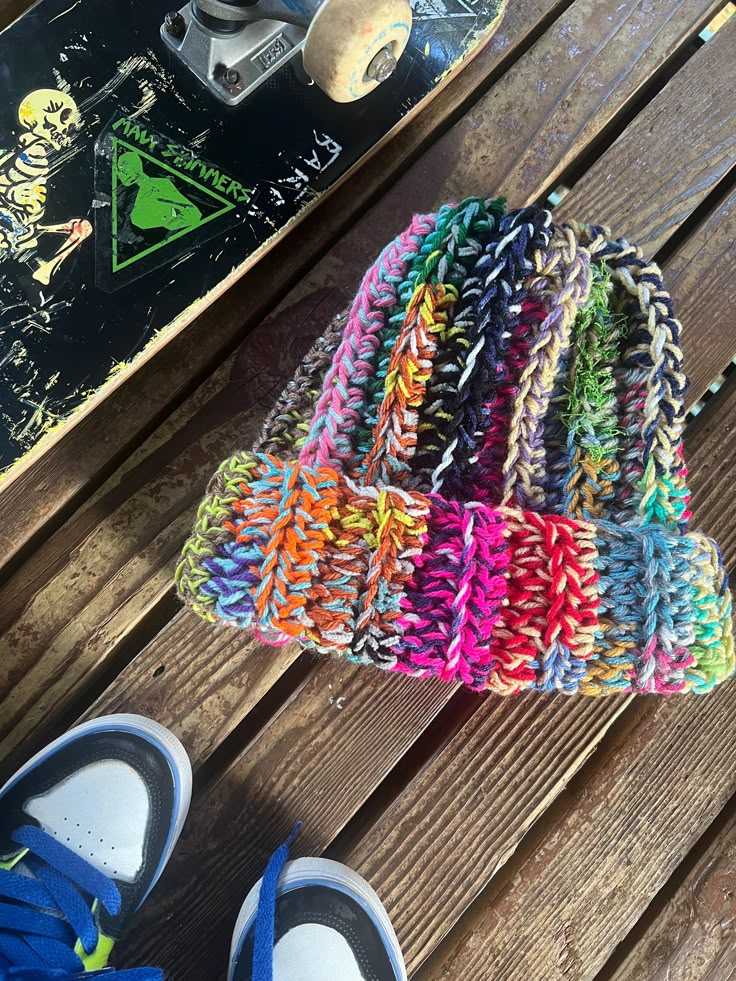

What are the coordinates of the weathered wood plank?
(417, 681, 736, 981)
(437, 0, 726, 211)
(409, 376, 736, 980)
(559, 15, 736, 254)
(80, 613, 303, 771)
(118, 661, 460, 977)
(340, 692, 630, 971)
(0, 0, 727, 778)
(115, 669, 631, 980)
(0, 0, 567, 571)
(607, 809, 736, 981)
(666, 188, 736, 404)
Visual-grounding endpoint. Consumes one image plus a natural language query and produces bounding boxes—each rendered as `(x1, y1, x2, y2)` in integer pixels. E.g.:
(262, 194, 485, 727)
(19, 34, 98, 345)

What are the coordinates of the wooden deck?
(2, 1, 736, 977)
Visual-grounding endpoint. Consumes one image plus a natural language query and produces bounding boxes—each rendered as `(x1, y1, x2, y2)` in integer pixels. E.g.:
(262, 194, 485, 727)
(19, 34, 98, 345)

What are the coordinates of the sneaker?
(0, 713, 192, 979)
(228, 825, 407, 981)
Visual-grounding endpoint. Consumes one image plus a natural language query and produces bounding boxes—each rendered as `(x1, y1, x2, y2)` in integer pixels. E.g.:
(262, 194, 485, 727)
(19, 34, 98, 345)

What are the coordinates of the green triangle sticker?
(110, 137, 236, 273)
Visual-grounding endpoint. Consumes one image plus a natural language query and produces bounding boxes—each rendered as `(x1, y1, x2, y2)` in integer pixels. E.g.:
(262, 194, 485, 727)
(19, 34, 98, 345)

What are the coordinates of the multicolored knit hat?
(177, 198, 734, 697)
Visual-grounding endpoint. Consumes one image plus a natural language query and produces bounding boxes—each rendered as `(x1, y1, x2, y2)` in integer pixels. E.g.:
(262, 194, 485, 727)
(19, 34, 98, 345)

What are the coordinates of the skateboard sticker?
(94, 118, 252, 291)
(0, 89, 90, 290)
(0, 0, 504, 472)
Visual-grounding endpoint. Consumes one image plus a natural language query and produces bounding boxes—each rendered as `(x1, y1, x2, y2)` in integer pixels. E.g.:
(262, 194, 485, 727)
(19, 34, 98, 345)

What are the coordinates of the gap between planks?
(596, 794, 736, 981)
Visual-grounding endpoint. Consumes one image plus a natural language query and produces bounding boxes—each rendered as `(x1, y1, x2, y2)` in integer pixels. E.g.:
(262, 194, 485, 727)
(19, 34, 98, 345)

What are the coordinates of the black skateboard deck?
(0, 0, 504, 475)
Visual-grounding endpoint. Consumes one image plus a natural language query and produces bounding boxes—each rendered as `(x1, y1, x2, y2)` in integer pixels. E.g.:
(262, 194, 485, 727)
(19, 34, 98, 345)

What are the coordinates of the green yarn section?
(555, 263, 627, 518)
(637, 458, 691, 527)
(356, 196, 506, 458)
(686, 536, 735, 693)
(562, 265, 625, 465)
(175, 451, 261, 618)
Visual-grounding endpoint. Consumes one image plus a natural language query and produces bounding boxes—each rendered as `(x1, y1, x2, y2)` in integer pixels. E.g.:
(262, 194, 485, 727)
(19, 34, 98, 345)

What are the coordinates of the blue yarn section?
(200, 538, 260, 629)
(593, 519, 696, 690)
(533, 641, 588, 695)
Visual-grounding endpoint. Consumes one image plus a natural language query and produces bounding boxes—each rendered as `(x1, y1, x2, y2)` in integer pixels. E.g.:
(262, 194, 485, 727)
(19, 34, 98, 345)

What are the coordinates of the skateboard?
(0, 0, 505, 475)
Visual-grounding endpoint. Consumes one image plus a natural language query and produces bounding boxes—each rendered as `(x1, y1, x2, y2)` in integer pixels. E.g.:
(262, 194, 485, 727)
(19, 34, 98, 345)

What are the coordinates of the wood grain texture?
(438, 0, 725, 209)
(340, 694, 629, 971)
(79, 611, 303, 771)
(116, 661, 458, 979)
(608, 809, 736, 981)
(418, 682, 736, 981)
(0, 0, 564, 571)
(667, 188, 736, 405)
(559, 14, 736, 254)
(413, 377, 736, 981)
(0, 0, 727, 780)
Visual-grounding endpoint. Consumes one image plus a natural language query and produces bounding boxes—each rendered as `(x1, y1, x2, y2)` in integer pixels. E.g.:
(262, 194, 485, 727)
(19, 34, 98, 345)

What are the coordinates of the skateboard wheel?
(303, 0, 413, 103)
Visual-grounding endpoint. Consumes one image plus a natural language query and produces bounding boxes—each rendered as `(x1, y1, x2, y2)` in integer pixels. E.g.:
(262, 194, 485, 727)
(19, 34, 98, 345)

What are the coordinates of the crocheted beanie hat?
(177, 197, 734, 697)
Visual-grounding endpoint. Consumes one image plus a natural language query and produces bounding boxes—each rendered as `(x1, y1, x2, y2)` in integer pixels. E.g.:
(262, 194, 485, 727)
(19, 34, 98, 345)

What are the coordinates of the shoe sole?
(0, 712, 192, 907)
(229, 856, 407, 981)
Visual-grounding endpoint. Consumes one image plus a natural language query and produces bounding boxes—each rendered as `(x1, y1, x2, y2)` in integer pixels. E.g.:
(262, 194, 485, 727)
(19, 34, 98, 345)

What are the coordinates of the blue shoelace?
(2, 821, 303, 981)
(0, 825, 161, 981)
(251, 823, 302, 981)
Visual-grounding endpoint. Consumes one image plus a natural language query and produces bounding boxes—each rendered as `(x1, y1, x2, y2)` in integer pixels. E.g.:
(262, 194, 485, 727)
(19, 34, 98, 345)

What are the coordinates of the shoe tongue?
(272, 924, 367, 981)
(22, 761, 147, 882)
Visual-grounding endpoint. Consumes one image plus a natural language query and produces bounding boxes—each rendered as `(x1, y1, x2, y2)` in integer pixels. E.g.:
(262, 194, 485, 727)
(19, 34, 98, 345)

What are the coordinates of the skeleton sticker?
(0, 89, 92, 287)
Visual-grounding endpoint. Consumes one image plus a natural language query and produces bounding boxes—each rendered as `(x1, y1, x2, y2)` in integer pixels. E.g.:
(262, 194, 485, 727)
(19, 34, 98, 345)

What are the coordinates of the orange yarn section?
(227, 458, 341, 637)
(305, 503, 370, 650)
(363, 281, 458, 486)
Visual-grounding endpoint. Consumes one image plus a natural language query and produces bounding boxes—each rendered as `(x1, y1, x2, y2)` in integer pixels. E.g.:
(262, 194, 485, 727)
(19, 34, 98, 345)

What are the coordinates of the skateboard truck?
(161, 0, 413, 107)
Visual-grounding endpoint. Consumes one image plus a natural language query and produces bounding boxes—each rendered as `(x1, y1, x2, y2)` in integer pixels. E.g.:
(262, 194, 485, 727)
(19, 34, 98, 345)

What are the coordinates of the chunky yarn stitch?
(177, 199, 735, 697)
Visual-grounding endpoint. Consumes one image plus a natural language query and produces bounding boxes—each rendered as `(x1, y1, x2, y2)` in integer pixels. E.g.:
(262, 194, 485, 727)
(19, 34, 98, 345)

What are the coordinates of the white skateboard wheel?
(303, 0, 413, 103)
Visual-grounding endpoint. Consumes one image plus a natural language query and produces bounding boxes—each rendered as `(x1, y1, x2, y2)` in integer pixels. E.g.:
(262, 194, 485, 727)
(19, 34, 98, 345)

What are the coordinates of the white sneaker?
(228, 826, 407, 981)
(0, 714, 191, 978)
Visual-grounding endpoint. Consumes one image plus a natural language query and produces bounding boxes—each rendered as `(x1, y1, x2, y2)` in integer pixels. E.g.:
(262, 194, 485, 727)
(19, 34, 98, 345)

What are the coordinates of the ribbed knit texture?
(177, 199, 734, 696)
